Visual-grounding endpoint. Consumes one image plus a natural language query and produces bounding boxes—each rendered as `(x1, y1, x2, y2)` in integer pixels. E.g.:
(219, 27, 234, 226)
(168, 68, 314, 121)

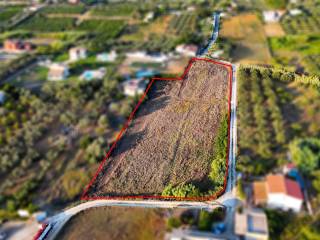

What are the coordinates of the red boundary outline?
(81, 57, 233, 202)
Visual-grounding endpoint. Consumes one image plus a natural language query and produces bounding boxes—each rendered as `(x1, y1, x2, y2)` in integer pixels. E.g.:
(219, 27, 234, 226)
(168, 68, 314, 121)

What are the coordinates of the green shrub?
(162, 183, 200, 198)
(167, 217, 181, 230)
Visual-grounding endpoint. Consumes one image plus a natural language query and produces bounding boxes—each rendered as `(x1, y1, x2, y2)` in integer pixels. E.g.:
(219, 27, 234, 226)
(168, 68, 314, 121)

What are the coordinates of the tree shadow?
(135, 80, 178, 118)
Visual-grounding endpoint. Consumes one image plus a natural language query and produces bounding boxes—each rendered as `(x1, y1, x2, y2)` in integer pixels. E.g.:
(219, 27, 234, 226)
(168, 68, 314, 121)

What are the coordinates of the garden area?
(269, 34, 320, 74)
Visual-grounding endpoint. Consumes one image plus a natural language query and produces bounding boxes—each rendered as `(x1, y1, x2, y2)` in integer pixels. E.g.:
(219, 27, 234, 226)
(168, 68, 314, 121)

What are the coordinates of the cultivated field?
(220, 14, 272, 64)
(86, 59, 230, 198)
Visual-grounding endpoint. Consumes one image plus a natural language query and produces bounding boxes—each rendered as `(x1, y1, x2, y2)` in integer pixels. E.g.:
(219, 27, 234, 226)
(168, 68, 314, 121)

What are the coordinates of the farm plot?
(281, 7, 320, 35)
(167, 13, 196, 35)
(220, 14, 272, 64)
(84, 59, 231, 199)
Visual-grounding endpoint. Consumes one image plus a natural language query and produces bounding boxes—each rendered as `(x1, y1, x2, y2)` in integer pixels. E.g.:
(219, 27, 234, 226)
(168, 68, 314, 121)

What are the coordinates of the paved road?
(199, 12, 220, 56)
(45, 200, 225, 240)
(36, 60, 238, 240)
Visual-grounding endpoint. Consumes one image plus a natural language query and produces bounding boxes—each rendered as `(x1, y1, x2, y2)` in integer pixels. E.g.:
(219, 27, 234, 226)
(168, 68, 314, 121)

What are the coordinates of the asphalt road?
(199, 12, 220, 56)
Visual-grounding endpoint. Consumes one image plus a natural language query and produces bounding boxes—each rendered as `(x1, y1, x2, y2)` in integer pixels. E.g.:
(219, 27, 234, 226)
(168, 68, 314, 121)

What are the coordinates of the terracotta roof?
(266, 174, 303, 200)
(253, 181, 267, 203)
(266, 175, 286, 193)
(285, 178, 303, 200)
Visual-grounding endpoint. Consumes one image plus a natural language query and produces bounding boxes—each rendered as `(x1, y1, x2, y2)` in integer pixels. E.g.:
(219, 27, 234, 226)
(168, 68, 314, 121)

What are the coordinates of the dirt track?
(88, 60, 229, 197)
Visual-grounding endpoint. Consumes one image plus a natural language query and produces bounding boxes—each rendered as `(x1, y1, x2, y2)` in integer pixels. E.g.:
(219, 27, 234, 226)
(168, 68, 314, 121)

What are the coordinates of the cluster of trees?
(237, 65, 320, 176)
(290, 137, 320, 201)
(209, 114, 228, 193)
(237, 67, 282, 175)
(162, 183, 200, 198)
(0, 74, 134, 219)
(266, 209, 320, 240)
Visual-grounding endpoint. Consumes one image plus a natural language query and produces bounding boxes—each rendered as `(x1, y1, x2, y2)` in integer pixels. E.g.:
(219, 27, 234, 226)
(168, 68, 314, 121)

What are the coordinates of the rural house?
(122, 78, 146, 97)
(48, 63, 69, 81)
(262, 10, 285, 23)
(126, 51, 168, 63)
(69, 47, 87, 61)
(143, 12, 154, 22)
(0, 91, 6, 104)
(4, 39, 32, 52)
(96, 50, 117, 62)
(176, 44, 198, 57)
(289, 9, 303, 16)
(235, 208, 269, 240)
(80, 68, 106, 81)
(253, 174, 304, 212)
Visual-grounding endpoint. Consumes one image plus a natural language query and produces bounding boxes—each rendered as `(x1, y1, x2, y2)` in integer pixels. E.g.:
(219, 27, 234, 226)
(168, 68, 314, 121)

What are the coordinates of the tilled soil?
(87, 60, 230, 197)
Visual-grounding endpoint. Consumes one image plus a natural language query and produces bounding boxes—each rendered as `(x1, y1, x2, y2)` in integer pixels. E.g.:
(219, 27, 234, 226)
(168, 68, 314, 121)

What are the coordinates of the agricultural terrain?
(85, 59, 230, 199)
(220, 13, 272, 64)
(57, 206, 166, 240)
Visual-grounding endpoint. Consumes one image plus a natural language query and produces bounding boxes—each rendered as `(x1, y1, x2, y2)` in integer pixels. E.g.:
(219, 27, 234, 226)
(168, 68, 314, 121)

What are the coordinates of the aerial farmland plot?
(83, 58, 231, 200)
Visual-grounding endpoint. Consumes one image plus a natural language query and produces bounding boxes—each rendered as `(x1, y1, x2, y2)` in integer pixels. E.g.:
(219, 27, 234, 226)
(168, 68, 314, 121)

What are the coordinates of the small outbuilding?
(48, 63, 69, 81)
(176, 44, 198, 57)
(69, 47, 87, 61)
(122, 78, 147, 97)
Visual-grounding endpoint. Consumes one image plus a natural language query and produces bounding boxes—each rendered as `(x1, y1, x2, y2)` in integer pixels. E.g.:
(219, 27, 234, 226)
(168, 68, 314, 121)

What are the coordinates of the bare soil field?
(85, 59, 230, 198)
(57, 207, 166, 240)
(264, 23, 285, 37)
(220, 14, 272, 64)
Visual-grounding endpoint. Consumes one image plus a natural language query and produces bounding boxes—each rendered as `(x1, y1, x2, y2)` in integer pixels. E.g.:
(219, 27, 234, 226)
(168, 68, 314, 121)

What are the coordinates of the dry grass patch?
(221, 14, 272, 64)
(86, 60, 230, 198)
(264, 23, 285, 37)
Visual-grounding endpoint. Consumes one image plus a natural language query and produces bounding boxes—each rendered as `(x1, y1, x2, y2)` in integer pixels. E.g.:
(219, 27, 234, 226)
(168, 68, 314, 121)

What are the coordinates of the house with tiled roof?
(253, 174, 303, 212)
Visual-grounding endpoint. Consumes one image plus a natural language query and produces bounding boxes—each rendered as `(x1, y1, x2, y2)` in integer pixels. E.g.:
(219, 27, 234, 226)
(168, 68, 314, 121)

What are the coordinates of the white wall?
(267, 193, 302, 212)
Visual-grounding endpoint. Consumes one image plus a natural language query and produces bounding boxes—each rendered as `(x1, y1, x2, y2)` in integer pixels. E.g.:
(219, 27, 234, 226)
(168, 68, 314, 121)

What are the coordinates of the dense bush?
(209, 114, 228, 191)
(162, 183, 200, 198)
(289, 138, 320, 174)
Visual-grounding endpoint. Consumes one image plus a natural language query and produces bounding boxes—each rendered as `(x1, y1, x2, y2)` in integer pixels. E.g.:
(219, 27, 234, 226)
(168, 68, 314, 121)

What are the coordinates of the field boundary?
(81, 57, 233, 201)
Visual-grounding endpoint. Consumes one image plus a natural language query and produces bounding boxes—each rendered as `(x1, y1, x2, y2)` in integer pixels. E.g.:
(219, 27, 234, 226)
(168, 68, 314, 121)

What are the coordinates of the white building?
(144, 12, 154, 23)
(69, 47, 87, 61)
(122, 78, 146, 96)
(253, 174, 304, 212)
(235, 208, 269, 240)
(80, 68, 106, 81)
(18, 209, 30, 218)
(262, 10, 285, 23)
(176, 44, 198, 57)
(48, 63, 69, 81)
(0, 91, 5, 104)
(289, 9, 303, 16)
(126, 51, 168, 63)
(96, 50, 117, 62)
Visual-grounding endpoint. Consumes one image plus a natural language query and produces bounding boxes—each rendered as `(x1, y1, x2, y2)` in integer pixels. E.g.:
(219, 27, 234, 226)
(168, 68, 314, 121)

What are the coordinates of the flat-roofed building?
(235, 208, 269, 240)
